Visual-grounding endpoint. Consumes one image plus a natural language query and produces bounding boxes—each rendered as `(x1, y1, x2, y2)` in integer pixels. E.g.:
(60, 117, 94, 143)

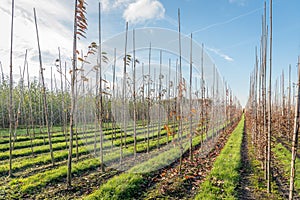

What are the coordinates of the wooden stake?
(34, 8, 54, 167)
(289, 56, 300, 200)
(267, 0, 273, 193)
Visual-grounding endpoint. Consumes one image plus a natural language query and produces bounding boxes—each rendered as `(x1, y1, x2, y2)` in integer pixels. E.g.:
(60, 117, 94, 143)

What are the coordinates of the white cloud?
(0, 0, 96, 81)
(100, 0, 134, 12)
(100, 0, 111, 11)
(206, 47, 234, 62)
(123, 0, 165, 24)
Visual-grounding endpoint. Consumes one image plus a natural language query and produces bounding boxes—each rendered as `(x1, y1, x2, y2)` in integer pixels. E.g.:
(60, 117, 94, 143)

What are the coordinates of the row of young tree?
(246, 1, 299, 199)
(4, 0, 242, 189)
(0, 73, 70, 129)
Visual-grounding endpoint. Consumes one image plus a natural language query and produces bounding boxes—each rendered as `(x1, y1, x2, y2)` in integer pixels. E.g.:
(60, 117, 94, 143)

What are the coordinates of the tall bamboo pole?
(0, 61, 5, 128)
(288, 64, 291, 141)
(142, 62, 146, 142)
(178, 8, 184, 173)
(26, 62, 34, 155)
(8, 0, 15, 177)
(34, 8, 55, 166)
(147, 43, 151, 153)
(50, 66, 54, 131)
(12, 51, 27, 149)
(98, 2, 105, 172)
(58, 48, 68, 146)
(262, 2, 268, 177)
(267, 0, 273, 193)
(189, 33, 193, 160)
(201, 43, 204, 148)
(94, 60, 99, 155)
(120, 22, 128, 164)
(67, 0, 78, 187)
(112, 48, 117, 146)
(289, 56, 300, 200)
(157, 50, 162, 149)
(133, 29, 137, 158)
(167, 59, 171, 144)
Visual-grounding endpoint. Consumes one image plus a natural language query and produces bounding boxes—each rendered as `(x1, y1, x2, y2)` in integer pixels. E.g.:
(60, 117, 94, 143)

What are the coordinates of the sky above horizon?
(0, 0, 300, 106)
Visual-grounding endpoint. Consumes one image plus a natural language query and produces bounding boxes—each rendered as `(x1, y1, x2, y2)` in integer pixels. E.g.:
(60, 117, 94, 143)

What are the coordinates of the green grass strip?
(0, 125, 173, 175)
(195, 116, 244, 200)
(84, 173, 145, 200)
(9, 158, 100, 194)
(84, 121, 231, 200)
(8, 148, 133, 194)
(273, 142, 300, 190)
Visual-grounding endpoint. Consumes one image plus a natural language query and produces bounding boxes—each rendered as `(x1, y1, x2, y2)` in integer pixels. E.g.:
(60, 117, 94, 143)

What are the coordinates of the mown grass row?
(0, 125, 119, 148)
(7, 131, 172, 195)
(0, 124, 176, 176)
(1, 127, 177, 176)
(0, 121, 167, 154)
(0, 122, 165, 160)
(84, 140, 192, 200)
(9, 158, 101, 194)
(83, 119, 234, 200)
(5, 124, 184, 194)
(0, 130, 68, 145)
(0, 121, 149, 141)
(3, 118, 223, 197)
(0, 124, 118, 145)
(194, 116, 244, 200)
(0, 126, 63, 138)
(273, 142, 300, 191)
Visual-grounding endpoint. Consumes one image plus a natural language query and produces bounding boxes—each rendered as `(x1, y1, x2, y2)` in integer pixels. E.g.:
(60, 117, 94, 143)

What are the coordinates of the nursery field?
(0, 117, 242, 199)
(1, 0, 300, 199)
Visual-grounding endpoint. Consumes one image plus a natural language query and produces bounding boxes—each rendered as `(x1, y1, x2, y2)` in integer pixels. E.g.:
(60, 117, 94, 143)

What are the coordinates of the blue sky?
(1, 0, 300, 106)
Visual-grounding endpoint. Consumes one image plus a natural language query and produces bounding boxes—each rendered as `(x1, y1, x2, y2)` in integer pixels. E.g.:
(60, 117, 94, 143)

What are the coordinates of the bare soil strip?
(142, 119, 240, 200)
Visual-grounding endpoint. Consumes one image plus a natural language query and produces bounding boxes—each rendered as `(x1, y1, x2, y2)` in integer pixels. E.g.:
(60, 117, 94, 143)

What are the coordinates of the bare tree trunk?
(201, 43, 205, 149)
(12, 51, 27, 149)
(67, 0, 78, 187)
(289, 56, 300, 200)
(189, 33, 193, 160)
(112, 48, 116, 147)
(212, 66, 215, 138)
(27, 62, 34, 155)
(64, 61, 68, 147)
(0, 62, 5, 128)
(34, 8, 55, 166)
(288, 64, 291, 142)
(142, 62, 146, 142)
(133, 29, 137, 158)
(178, 8, 183, 173)
(58, 47, 68, 147)
(94, 61, 99, 155)
(254, 48, 258, 145)
(262, 1, 268, 176)
(98, 2, 104, 172)
(267, 0, 272, 193)
(120, 22, 128, 165)
(147, 43, 151, 153)
(38, 75, 45, 144)
(157, 50, 162, 149)
(8, 0, 15, 177)
(281, 70, 285, 133)
(50, 66, 54, 131)
(166, 59, 171, 144)
(75, 59, 79, 162)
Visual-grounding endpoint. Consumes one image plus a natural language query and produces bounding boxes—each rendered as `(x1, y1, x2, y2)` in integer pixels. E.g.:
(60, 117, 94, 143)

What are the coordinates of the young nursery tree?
(67, 0, 88, 187)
